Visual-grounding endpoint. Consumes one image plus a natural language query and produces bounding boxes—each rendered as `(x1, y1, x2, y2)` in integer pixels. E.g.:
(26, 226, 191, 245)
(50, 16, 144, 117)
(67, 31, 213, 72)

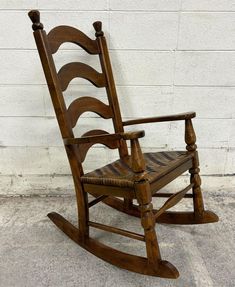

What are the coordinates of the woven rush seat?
(81, 151, 192, 188)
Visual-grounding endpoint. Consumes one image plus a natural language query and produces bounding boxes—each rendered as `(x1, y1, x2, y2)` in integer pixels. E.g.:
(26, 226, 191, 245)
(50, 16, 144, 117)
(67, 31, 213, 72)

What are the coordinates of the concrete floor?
(0, 190, 234, 287)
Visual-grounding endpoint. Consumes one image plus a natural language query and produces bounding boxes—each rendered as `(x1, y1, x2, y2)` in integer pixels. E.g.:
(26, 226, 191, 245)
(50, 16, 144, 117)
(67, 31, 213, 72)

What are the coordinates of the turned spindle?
(185, 119, 197, 152)
(185, 119, 204, 215)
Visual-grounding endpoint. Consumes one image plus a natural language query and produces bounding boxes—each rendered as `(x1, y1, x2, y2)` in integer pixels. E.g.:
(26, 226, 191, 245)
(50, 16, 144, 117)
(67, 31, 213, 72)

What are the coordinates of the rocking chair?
(28, 10, 219, 279)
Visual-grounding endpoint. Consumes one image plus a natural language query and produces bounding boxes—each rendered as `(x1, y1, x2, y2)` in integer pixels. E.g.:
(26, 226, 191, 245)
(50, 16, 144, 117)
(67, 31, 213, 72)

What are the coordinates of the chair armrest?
(63, 130, 145, 145)
(122, 112, 196, 126)
(64, 130, 146, 176)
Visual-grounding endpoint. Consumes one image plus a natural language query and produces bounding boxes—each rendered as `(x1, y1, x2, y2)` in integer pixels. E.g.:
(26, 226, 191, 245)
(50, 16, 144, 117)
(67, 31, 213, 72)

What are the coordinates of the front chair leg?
(135, 180, 179, 278)
(135, 180, 160, 264)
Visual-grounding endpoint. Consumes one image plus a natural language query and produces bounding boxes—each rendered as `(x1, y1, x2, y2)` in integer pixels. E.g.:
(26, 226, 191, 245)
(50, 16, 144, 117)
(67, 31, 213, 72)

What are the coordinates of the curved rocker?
(47, 212, 179, 278)
(88, 192, 219, 225)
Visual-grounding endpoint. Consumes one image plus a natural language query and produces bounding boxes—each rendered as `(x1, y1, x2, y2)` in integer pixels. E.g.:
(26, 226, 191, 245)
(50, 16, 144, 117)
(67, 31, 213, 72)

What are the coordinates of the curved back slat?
(29, 10, 128, 166)
(47, 25, 99, 54)
(58, 62, 107, 91)
(67, 96, 113, 128)
(79, 129, 120, 162)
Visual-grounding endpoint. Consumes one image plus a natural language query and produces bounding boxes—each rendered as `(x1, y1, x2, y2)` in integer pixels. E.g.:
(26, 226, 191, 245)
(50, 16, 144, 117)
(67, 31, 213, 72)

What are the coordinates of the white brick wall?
(0, 1, 234, 194)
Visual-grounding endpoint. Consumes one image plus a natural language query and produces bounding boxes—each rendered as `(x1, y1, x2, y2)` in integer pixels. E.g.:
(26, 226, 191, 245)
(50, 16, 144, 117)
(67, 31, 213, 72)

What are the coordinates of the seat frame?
(28, 10, 219, 279)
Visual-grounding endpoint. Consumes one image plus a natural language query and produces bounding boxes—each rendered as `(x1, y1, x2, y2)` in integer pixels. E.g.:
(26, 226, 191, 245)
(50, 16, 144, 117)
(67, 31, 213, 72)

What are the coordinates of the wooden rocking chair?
(28, 10, 219, 279)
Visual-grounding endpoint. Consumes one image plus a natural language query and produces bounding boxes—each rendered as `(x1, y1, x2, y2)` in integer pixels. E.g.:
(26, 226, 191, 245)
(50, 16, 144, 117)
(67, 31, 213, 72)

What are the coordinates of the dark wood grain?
(67, 96, 113, 128)
(28, 10, 43, 30)
(95, 29, 128, 159)
(185, 119, 205, 219)
(123, 112, 196, 126)
(78, 129, 117, 163)
(58, 62, 106, 91)
(64, 130, 144, 145)
(88, 195, 108, 208)
(47, 25, 99, 54)
(152, 192, 193, 198)
(64, 130, 144, 163)
(88, 220, 145, 242)
(29, 10, 218, 279)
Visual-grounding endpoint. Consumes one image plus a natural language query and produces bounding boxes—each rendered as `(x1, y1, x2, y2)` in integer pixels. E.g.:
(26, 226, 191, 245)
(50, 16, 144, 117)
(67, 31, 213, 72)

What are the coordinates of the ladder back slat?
(58, 62, 107, 91)
(47, 25, 99, 54)
(67, 96, 113, 128)
(79, 129, 120, 162)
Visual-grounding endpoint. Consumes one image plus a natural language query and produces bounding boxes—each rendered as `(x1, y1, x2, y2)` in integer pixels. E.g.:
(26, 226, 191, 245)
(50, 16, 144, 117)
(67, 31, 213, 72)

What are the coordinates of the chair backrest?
(28, 10, 128, 176)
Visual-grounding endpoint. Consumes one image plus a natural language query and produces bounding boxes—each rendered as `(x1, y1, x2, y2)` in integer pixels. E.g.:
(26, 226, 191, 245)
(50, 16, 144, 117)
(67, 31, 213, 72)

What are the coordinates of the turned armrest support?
(185, 119, 197, 152)
(122, 112, 196, 126)
(63, 130, 145, 146)
(64, 130, 146, 175)
(130, 137, 146, 173)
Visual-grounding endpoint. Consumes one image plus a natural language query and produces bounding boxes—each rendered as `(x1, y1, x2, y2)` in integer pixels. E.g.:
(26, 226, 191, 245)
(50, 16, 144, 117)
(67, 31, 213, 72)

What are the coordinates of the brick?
(0, 147, 51, 175)
(0, 11, 109, 49)
(0, 174, 74, 195)
(112, 50, 174, 85)
(198, 148, 227, 174)
(0, 85, 45, 116)
(175, 52, 235, 86)
(224, 148, 235, 174)
(0, 146, 109, 175)
(179, 13, 235, 50)
(109, 0, 180, 11)
(117, 86, 173, 118)
(182, 0, 235, 11)
(110, 12, 178, 50)
(37, 0, 108, 10)
(173, 87, 235, 119)
(228, 120, 235, 148)
(0, 0, 37, 9)
(0, 117, 60, 147)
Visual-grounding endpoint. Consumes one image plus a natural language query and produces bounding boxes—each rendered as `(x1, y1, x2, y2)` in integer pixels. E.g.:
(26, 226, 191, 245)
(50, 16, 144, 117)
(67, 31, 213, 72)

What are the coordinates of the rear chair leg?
(185, 119, 218, 223)
(185, 119, 205, 218)
(135, 180, 179, 278)
(74, 181, 90, 241)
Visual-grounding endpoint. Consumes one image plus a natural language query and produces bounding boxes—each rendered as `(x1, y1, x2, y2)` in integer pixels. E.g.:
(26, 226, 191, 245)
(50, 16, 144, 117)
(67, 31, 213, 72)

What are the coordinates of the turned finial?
(28, 10, 43, 31)
(93, 21, 104, 37)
